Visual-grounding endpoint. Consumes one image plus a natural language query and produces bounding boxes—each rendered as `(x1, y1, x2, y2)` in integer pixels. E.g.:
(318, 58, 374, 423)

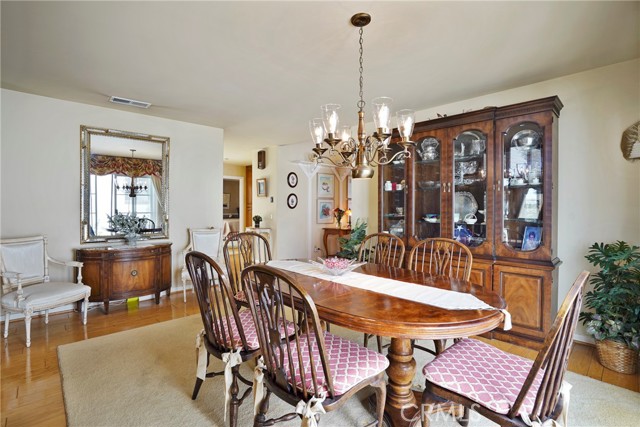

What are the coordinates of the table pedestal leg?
(385, 337, 420, 427)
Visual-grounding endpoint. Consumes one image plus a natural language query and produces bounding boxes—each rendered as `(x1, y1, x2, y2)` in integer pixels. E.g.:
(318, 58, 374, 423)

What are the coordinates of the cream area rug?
(58, 315, 639, 427)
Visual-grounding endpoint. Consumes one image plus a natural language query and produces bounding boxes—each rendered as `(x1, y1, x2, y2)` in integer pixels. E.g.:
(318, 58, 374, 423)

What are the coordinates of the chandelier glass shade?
(309, 13, 415, 179)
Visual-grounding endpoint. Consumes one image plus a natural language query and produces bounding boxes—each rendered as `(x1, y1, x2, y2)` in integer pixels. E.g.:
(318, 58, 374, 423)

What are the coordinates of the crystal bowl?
(309, 257, 365, 276)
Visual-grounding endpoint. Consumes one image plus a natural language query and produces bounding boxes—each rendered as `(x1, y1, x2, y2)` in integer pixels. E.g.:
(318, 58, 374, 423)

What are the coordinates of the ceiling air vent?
(109, 96, 152, 109)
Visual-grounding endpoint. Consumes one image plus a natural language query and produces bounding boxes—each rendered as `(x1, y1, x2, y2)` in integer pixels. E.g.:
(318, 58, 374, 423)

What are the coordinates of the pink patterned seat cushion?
(280, 331, 389, 395)
(214, 309, 294, 351)
(233, 290, 248, 304)
(423, 338, 543, 416)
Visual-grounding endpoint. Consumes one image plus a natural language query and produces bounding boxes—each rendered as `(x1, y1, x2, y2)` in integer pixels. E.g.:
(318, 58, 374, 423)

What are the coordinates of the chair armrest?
(0, 271, 24, 300)
(0, 270, 21, 280)
(48, 257, 83, 269)
(47, 257, 84, 284)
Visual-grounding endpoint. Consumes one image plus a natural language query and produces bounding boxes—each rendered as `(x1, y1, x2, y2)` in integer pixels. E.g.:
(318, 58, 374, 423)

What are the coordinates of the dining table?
(266, 260, 508, 427)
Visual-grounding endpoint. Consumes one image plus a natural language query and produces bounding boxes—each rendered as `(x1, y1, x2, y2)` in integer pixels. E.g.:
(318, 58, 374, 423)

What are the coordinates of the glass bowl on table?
(308, 257, 365, 276)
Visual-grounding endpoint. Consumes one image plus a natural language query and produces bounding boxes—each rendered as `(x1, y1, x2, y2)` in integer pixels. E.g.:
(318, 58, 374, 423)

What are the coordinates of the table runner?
(267, 260, 511, 330)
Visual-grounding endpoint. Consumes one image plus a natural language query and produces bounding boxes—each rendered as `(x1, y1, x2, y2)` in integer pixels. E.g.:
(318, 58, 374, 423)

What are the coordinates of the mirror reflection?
(80, 126, 170, 243)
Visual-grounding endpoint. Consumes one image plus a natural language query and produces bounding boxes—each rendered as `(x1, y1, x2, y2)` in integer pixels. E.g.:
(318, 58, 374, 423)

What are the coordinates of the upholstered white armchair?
(180, 228, 223, 302)
(0, 235, 91, 347)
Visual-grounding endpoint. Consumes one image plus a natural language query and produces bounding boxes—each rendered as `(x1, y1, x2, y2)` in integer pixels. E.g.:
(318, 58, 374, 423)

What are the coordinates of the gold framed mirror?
(80, 126, 170, 243)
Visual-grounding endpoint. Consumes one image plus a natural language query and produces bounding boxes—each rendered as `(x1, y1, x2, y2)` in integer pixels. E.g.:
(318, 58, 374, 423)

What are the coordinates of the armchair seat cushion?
(282, 331, 389, 395)
(423, 338, 543, 416)
(1, 282, 90, 310)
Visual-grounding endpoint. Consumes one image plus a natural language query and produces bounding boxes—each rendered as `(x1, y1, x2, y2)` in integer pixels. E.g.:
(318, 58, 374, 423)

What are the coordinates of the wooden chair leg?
(364, 332, 370, 348)
(253, 389, 271, 427)
(376, 335, 383, 354)
(229, 364, 241, 427)
(456, 406, 470, 427)
(373, 376, 387, 427)
(191, 377, 204, 400)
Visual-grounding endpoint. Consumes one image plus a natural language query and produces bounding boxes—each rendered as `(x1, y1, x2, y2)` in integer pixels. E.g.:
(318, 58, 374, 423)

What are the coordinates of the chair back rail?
(224, 232, 272, 296)
(508, 271, 588, 420)
(407, 238, 472, 281)
(357, 232, 405, 268)
(185, 251, 250, 353)
(242, 265, 336, 404)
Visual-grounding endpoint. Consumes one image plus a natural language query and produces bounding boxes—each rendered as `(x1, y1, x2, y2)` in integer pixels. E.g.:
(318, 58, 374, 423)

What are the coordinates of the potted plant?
(252, 215, 262, 228)
(579, 241, 640, 374)
(336, 220, 367, 260)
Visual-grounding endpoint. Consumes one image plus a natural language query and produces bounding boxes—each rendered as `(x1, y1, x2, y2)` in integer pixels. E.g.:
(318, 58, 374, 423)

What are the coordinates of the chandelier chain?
(357, 26, 365, 111)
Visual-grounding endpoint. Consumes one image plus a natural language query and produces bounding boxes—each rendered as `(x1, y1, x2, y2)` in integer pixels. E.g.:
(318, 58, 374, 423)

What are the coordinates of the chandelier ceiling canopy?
(309, 13, 415, 179)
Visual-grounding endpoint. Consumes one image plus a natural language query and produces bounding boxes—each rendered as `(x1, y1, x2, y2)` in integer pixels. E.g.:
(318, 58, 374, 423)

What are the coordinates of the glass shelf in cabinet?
(504, 218, 543, 225)
(416, 159, 440, 165)
(454, 154, 484, 162)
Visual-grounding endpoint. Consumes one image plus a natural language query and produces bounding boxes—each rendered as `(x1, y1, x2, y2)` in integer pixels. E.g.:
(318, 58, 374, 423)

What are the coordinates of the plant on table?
(107, 213, 147, 242)
(252, 215, 262, 227)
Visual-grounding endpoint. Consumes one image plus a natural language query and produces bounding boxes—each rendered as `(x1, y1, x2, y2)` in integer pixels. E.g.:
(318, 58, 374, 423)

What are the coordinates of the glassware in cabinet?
(379, 149, 406, 238)
(451, 129, 489, 248)
(413, 136, 442, 240)
(498, 121, 546, 254)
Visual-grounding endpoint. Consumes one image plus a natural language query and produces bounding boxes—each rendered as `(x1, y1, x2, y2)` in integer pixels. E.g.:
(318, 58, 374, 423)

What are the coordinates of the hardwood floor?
(2, 292, 638, 427)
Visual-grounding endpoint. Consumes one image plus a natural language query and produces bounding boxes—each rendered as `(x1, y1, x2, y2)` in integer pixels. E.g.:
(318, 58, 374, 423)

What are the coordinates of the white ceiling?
(2, 1, 638, 165)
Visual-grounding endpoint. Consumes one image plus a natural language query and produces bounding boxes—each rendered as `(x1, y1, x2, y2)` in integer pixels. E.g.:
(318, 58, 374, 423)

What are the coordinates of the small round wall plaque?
(287, 172, 298, 188)
(287, 193, 298, 209)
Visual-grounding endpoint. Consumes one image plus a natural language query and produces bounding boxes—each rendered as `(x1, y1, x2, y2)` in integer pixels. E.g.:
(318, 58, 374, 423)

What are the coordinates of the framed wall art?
(317, 173, 335, 198)
(256, 178, 267, 197)
(317, 199, 334, 224)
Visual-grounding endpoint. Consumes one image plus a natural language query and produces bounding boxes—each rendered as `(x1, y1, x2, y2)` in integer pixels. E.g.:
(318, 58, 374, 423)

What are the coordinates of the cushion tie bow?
(295, 392, 327, 427)
(253, 356, 267, 415)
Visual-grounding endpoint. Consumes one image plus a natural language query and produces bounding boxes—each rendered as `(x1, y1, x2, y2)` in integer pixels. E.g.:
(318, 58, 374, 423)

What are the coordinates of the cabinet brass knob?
(131, 270, 138, 277)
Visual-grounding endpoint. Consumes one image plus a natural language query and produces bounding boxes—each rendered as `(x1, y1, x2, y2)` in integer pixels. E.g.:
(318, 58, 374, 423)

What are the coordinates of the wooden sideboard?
(322, 227, 351, 257)
(76, 243, 172, 313)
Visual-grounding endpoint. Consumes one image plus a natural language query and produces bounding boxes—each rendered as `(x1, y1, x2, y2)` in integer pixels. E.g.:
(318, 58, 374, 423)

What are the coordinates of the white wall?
(1, 89, 224, 289)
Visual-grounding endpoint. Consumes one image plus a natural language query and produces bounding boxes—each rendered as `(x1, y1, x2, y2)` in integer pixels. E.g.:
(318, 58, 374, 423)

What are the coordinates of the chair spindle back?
(509, 271, 588, 420)
(186, 251, 250, 353)
(223, 232, 272, 297)
(242, 265, 335, 404)
(407, 238, 473, 281)
(357, 233, 405, 268)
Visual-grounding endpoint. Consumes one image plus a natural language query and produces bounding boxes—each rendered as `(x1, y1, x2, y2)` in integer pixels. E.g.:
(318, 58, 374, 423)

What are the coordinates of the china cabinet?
(378, 96, 563, 348)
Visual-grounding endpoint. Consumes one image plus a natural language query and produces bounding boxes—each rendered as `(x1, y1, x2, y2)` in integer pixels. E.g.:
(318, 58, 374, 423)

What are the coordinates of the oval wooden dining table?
(268, 262, 507, 427)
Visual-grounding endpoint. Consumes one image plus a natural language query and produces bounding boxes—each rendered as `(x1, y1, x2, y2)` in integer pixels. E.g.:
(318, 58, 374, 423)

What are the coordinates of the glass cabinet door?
(451, 129, 489, 249)
(380, 144, 406, 239)
(499, 121, 544, 253)
(414, 135, 442, 240)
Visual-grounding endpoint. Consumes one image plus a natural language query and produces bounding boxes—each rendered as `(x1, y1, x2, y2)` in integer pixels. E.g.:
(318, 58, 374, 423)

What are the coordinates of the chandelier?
(309, 13, 415, 179)
(115, 149, 148, 198)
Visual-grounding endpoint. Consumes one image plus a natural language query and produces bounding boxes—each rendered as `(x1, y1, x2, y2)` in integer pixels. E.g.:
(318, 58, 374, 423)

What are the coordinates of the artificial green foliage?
(336, 219, 367, 260)
(107, 213, 148, 236)
(252, 215, 262, 223)
(579, 241, 640, 351)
